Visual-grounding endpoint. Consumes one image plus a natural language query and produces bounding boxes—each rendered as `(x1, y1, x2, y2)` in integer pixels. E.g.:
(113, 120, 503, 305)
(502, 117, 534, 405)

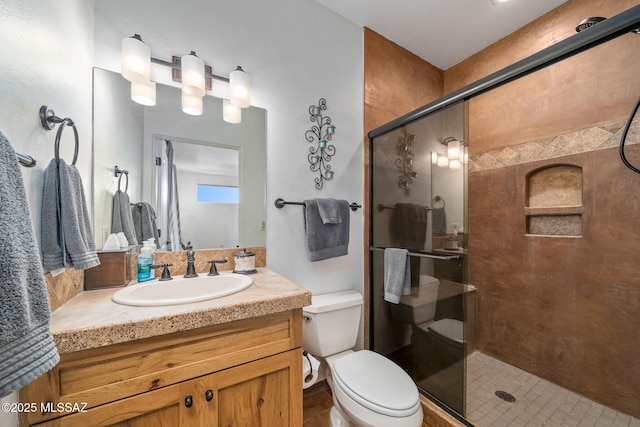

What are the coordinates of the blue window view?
(197, 184, 239, 203)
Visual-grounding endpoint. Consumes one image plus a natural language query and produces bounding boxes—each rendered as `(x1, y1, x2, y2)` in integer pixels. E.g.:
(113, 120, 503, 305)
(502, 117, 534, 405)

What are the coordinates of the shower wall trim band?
(469, 119, 639, 173)
(368, 4, 640, 140)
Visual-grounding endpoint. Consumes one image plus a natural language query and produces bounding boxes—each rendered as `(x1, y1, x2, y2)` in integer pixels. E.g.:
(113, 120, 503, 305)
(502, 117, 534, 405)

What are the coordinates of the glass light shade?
(447, 139, 461, 159)
(121, 35, 151, 84)
(229, 66, 251, 108)
(449, 159, 462, 169)
(437, 154, 450, 168)
(223, 99, 241, 123)
(182, 91, 203, 116)
(431, 152, 438, 164)
(131, 81, 156, 106)
(181, 52, 205, 97)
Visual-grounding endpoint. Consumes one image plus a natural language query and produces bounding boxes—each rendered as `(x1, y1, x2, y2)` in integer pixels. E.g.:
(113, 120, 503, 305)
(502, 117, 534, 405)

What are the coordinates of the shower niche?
(525, 164, 583, 237)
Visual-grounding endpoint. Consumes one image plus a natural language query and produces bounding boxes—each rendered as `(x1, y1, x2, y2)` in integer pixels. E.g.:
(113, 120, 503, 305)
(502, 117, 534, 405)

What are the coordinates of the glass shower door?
(369, 102, 468, 416)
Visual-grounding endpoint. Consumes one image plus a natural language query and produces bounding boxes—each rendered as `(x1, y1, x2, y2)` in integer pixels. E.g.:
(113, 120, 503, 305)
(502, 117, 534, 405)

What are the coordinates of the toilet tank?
(302, 290, 363, 357)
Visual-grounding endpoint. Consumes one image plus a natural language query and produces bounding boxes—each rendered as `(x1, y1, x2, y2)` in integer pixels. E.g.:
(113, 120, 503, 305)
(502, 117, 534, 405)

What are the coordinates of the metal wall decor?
(396, 127, 417, 196)
(305, 98, 336, 189)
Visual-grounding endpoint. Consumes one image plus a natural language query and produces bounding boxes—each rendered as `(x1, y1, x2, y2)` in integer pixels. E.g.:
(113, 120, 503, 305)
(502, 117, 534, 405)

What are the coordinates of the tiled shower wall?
(468, 119, 640, 418)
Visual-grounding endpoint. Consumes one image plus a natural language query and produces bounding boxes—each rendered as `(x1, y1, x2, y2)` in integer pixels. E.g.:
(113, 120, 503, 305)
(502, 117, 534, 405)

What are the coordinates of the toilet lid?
(428, 318, 464, 345)
(332, 350, 420, 417)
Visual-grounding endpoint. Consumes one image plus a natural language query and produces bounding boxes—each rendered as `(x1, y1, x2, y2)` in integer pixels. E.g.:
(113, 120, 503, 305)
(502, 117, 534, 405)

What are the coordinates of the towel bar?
(369, 246, 461, 260)
(274, 197, 361, 212)
(16, 152, 36, 167)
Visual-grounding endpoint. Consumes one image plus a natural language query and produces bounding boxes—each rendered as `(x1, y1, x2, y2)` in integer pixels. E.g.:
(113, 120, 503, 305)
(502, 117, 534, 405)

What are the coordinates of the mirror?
(92, 68, 266, 250)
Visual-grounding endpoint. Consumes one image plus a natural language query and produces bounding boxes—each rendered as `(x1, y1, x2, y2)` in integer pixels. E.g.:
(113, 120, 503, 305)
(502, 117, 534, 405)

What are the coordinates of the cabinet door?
(34, 382, 184, 427)
(212, 349, 302, 427)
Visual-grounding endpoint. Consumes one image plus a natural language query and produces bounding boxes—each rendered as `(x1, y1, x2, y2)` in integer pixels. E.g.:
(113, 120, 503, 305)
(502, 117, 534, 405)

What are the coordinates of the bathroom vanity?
(19, 268, 311, 427)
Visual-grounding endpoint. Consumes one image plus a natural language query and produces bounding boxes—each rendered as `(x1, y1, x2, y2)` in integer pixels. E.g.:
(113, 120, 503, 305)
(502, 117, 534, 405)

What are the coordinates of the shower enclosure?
(368, 4, 640, 425)
(369, 102, 470, 416)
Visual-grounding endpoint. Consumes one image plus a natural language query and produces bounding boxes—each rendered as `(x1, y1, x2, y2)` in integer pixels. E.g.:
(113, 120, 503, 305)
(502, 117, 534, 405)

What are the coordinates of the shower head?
(575, 17, 606, 33)
(576, 16, 640, 35)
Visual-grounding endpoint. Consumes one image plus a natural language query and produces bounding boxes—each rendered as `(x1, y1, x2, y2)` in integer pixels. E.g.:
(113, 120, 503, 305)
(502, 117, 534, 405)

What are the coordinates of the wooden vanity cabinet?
(19, 310, 303, 426)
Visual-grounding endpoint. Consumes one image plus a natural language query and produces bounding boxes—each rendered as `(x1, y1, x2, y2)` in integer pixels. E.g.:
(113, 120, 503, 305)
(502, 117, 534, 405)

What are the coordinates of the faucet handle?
(207, 259, 228, 276)
(151, 263, 173, 281)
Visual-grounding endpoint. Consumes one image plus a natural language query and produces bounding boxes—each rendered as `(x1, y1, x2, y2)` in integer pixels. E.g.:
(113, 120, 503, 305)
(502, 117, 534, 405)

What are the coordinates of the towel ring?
(40, 106, 79, 166)
(432, 195, 445, 208)
(116, 167, 129, 193)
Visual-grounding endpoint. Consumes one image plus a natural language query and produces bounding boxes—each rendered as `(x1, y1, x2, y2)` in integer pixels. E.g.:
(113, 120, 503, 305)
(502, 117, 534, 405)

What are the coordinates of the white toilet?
(389, 275, 465, 349)
(303, 290, 423, 427)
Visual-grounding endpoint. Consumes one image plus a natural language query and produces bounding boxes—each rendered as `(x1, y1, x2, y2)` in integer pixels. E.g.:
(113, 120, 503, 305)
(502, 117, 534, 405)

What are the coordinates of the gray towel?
(41, 159, 100, 271)
(111, 190, 137, 245)
(0, 132, 59, 397)
(316, 198, 342, 224)
(389, 203, 429, 249)
(41, 160, 66, 270)
(304, 199, 350, 262)
(131, 202, 160, 247)
(384, 248, 411, 304)
(432, 206, 447, 235)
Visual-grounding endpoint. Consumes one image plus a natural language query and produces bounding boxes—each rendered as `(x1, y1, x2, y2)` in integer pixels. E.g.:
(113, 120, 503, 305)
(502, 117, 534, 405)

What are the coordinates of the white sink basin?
(112, 273, 253, 307)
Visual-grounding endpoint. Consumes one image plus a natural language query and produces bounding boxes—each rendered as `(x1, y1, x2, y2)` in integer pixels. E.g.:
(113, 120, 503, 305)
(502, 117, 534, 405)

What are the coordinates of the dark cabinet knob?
(205, 389, 214, 401)
(185, 395, 193, 408)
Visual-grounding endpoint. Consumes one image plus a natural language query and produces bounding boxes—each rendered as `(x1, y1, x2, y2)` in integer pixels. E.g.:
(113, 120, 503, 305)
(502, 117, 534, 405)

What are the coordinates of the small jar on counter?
(233, 248, 257, 274)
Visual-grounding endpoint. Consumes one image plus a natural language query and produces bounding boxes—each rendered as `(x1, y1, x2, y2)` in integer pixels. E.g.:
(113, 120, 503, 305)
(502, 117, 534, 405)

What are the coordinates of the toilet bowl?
(303, 290, 423, 427)
(388, 275, 465, 348)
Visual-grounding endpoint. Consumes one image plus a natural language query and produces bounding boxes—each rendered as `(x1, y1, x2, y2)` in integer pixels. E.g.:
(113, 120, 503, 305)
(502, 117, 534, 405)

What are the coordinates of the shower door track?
(368, 4, 640, 139)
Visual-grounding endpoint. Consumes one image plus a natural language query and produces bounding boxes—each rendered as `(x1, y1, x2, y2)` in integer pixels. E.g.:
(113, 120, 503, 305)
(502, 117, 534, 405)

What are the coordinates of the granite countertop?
(50, 268, 311, 354)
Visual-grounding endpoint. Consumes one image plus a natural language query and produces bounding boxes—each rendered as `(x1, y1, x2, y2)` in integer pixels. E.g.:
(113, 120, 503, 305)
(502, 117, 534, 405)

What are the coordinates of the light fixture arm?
(150, 57, 230, 83)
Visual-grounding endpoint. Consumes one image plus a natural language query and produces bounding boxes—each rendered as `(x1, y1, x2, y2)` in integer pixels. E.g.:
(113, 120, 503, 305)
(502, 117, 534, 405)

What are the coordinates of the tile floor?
(466, 352, 640, 427)
(301, 352, 640, 427)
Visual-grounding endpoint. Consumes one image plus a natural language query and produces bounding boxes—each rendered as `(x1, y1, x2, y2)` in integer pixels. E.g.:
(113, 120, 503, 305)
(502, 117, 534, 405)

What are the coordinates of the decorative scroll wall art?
(305, 98, 336, 189)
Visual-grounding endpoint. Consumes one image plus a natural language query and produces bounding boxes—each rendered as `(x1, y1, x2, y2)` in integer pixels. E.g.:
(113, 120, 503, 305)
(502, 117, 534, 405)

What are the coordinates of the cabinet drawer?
(20, 310, 301, 425)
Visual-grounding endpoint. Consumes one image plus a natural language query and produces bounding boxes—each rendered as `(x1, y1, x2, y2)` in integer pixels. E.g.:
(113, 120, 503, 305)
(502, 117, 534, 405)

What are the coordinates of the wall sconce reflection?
(396, 127, 417, 196)
(305, 98, 336, 189)
(433, 137, 466, 169)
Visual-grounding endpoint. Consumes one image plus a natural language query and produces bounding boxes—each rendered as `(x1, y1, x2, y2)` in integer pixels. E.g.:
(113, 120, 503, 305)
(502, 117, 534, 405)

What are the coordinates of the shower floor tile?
(466, 352, 640, 427)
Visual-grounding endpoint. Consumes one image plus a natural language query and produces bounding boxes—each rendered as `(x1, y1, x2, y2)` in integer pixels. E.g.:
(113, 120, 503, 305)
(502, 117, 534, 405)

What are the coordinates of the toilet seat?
(331, 350, 421, 418)
(427, 318, 464, 347)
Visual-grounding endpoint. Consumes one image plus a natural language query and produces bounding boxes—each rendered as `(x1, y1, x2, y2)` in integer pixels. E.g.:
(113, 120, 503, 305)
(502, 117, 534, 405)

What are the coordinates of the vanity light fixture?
(120, 34, 251, 123)
(131, 81, 156, 106)
(182, 91, 203, 116)
(223, 99, 241, 123)
(490, 0, 511, 5)
(435, 137, 465, 169)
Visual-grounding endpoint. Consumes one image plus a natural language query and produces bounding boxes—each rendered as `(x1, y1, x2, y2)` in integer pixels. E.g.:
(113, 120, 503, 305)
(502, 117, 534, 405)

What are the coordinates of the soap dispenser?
(137, 242, 154, 282)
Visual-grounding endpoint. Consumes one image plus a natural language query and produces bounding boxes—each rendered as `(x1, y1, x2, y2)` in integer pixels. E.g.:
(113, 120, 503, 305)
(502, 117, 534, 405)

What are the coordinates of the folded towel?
(316, 198, 342, 224)
(103, 233, 121, 250)
(432, 206, 447, 235)
(0, 131, 59, 397)
(304, 199, 350, 261)
(390, 203, 429, 249)
(131, 202, 160, 248)
(41, 159, 100, 271)
(116, 232, 128, 248)
(111, 190, 137, 245)
(384, 248, 411, 304)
